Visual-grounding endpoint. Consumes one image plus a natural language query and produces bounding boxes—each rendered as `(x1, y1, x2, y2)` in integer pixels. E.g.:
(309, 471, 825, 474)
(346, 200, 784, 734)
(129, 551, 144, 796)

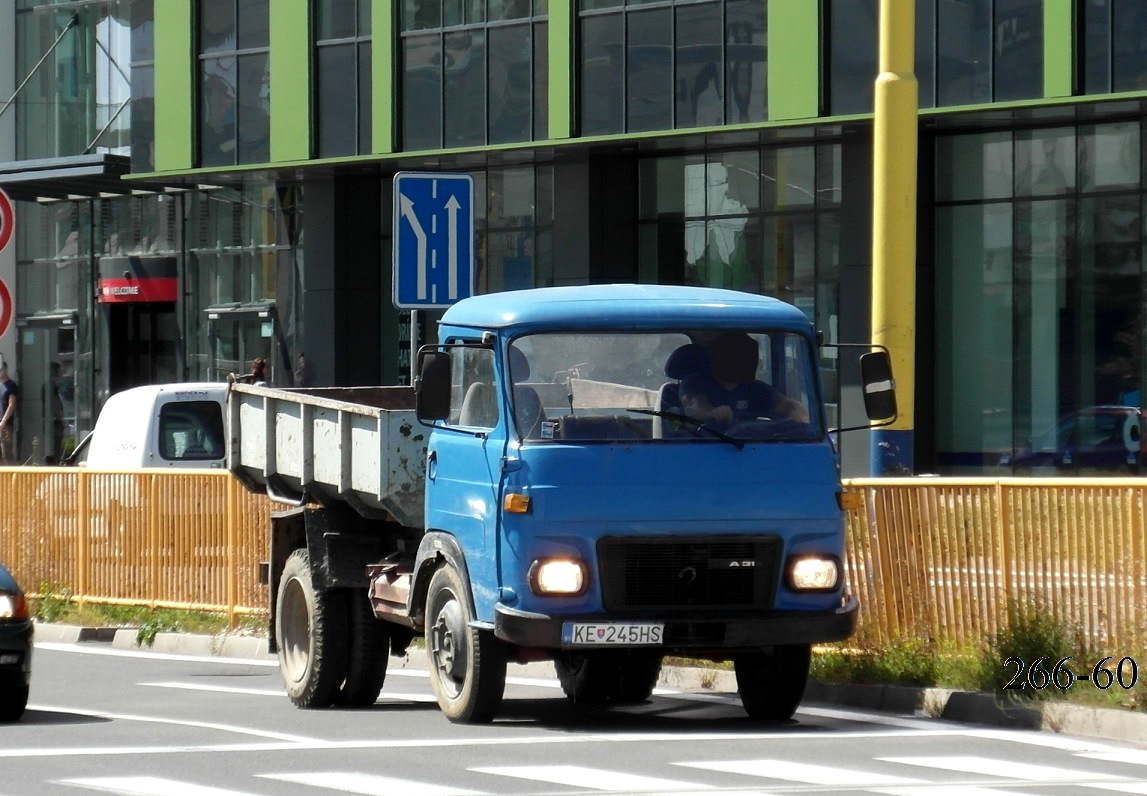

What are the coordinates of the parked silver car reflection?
(999, 406, 1142, 472)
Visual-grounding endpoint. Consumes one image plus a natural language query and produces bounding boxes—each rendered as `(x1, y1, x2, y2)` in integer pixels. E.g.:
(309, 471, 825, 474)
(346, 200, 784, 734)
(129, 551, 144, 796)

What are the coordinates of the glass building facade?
(2, 0, 1147, 476)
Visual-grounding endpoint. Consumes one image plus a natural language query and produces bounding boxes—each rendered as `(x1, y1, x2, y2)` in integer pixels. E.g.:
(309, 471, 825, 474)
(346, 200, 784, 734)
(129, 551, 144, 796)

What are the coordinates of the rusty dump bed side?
(226, 382, 427, 528)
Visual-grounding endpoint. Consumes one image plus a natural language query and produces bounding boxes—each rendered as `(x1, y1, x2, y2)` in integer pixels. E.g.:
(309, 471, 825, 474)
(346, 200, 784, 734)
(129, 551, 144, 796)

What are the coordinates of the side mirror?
(860, 351, 897, 421)
(415, 349, 452, 422)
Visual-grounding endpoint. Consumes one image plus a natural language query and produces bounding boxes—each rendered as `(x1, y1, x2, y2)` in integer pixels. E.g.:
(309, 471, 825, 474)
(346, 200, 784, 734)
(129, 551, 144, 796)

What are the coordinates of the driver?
(680, 331, 809, 429)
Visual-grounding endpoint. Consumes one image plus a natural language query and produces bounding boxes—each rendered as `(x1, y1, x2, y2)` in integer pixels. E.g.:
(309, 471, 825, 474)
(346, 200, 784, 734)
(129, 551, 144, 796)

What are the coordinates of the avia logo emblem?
(726, 560, 756, 568)
(677, 566, 698, 585)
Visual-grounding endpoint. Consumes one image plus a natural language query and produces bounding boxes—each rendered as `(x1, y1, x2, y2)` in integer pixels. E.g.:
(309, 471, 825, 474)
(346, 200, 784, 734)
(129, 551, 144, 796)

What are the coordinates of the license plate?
(561, 622, 664, 646)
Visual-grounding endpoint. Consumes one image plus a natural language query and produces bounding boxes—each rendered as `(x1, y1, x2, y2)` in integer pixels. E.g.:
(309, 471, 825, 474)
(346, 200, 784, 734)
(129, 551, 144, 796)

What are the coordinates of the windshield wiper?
(628, 409, 744, 450)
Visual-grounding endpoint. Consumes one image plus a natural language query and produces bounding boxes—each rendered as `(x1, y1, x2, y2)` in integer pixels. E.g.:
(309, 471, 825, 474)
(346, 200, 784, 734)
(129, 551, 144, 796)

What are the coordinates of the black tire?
(276, 549, 349, 708)
(425, 564, 506, 723)
(616, 654, 663, 702)
(338, 588, 390, 707)
(734, 643, 811, 721)
(555, 652, 662, 704)
(0, 678, 28, 722)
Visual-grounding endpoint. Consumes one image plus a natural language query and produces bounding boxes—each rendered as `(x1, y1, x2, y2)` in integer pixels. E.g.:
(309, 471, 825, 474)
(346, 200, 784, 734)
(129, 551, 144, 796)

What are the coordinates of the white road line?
(35, 642, 278, 667)
(881, 756, 1126, 782)
(62, 776, 254, 795)
(18, 705, 321, 744)
(262, 772, 485, 795)
(677, 759, 921, 787)
(139, 681, 437, 702)
(472, 764, 714, 791)
(140, 682, 284, 698)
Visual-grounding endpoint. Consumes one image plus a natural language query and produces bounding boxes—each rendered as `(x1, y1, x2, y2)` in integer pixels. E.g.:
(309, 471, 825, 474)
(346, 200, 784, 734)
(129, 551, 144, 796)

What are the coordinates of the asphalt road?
(3, 642, 1147, 795)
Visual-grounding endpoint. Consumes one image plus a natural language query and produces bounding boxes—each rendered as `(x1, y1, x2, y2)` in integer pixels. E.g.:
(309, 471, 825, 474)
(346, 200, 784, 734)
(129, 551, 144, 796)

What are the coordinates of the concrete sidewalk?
(33, 623, 1147, 745)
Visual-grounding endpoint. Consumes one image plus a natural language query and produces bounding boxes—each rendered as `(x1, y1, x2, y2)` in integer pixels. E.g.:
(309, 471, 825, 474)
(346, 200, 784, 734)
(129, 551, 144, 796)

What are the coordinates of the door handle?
(427, 449, 438, 481)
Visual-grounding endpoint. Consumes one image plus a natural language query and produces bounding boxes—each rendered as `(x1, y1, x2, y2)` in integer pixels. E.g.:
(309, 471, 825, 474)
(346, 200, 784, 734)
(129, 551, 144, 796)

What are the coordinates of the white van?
(67, 383, 228, 469)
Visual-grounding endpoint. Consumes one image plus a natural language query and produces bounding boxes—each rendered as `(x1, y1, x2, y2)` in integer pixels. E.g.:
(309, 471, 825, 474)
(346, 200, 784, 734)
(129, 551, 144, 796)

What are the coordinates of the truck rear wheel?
(425, 564, 506, 723)
(276, 549, 349, 708)
(734, 643, 811, 721)
(555, 652, 662, 704)
(338, 588, 390, 707)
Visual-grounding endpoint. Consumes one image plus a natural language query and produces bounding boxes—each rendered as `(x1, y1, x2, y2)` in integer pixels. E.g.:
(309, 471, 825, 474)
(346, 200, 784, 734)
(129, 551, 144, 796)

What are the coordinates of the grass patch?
(812, 594, 1147, 713)
(32, 583, 264, 647)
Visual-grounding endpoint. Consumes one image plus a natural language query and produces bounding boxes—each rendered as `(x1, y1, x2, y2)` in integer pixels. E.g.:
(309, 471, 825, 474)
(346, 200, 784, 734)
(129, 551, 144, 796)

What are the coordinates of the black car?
(0, 564, 32, 721)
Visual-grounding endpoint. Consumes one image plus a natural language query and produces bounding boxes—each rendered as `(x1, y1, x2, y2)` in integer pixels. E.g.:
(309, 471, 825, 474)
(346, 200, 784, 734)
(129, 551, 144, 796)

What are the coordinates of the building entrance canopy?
(0, 153, 187, 203)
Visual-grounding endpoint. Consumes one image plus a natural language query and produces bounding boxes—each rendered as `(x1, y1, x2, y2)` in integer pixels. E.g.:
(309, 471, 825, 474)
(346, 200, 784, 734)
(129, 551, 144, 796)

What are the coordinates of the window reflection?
(198, 1, 270, 167)
(826, 0, 1041, 113)
(579, 0, 766, 135)
(935, 125, 1145, 475)
(637, 144, 840, 343)
(400, 0, 546, 148)
(315, 0, 372, 158)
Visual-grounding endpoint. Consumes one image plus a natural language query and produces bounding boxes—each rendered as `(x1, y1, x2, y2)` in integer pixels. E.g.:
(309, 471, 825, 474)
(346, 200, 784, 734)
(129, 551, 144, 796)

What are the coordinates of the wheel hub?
(430, 598, 468, 683)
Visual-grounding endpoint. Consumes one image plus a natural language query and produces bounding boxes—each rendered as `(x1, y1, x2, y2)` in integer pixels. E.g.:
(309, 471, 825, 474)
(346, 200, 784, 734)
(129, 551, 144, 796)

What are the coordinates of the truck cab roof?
(439, 284, 813, 334)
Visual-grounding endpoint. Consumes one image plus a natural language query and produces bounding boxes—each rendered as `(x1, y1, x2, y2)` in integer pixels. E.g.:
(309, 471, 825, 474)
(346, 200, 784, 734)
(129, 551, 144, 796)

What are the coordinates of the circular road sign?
(0, 189, 12, 253)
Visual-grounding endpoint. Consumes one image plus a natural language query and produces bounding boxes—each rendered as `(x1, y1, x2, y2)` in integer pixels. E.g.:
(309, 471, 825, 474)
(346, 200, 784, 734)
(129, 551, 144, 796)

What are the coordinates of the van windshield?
(507, 330, 821, 443)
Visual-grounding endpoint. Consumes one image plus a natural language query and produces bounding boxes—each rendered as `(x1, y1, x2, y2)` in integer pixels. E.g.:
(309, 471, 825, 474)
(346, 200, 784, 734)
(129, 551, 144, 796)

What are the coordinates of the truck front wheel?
(276, 549, 349, 708)
(734, 643, 811, 721)
(425, 564, 506, 723)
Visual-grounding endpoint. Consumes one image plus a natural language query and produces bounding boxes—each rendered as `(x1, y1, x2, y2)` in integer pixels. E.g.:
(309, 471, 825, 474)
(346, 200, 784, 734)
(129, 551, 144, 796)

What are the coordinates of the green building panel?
(548, 0, 573, 140)
(1044, 0, 1074, 98)
(373, 0, 395, 154)
(270, 0, 312, 162)
(768, 0, 820, 121)
(153, 0, 194, 172)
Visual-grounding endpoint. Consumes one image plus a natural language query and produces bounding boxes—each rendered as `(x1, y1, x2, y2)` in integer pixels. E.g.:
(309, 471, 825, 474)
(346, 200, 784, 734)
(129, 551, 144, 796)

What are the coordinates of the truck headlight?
(528, 558, 587, 596)
(786, 556, 840, 592)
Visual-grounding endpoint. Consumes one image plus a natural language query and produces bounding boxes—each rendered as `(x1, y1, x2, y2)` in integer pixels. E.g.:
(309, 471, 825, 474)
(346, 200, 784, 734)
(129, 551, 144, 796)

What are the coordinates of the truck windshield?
(508, 330, 822, 443)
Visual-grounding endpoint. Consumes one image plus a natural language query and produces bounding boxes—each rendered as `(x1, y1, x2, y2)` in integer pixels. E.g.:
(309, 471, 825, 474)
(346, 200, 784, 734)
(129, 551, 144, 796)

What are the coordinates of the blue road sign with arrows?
(392, 172, 475, 310)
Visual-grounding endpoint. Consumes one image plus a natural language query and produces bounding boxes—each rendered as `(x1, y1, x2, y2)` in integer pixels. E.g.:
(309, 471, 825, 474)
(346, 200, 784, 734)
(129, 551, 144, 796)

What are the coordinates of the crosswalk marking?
(1085, 751, 1147, 767)
(872, 787, 1037, 796)
(677, 759, 921, 787)
(57, 752, 1147, 796)
(471, 765, 713, 791)
(63, 777, 253, 796)
(881, 755, 1126, 782)
(261, 772, 484, 795)
(1080, 785, 1147, 795)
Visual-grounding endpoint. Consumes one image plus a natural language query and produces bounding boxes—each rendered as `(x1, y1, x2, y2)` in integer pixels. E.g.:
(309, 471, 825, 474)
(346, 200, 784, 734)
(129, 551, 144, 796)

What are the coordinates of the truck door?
(424, 343, 507, 621)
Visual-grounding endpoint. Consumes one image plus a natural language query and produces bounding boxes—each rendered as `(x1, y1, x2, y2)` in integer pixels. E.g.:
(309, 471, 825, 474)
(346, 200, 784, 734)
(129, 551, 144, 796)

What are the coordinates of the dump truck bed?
(227, 382, 427, 528)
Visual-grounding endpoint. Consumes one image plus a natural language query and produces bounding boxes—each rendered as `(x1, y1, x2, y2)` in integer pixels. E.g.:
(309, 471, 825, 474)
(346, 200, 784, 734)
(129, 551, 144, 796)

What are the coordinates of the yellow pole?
(871, 0, 917, 474)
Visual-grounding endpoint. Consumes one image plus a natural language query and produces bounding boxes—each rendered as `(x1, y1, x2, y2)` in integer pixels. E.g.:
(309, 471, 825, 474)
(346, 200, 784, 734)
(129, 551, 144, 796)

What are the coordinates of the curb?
(33, 623, 1146, 745)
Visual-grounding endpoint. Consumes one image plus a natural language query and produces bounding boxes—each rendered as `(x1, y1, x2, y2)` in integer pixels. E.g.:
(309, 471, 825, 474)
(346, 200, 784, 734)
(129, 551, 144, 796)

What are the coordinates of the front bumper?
(495, 595, 858, 652)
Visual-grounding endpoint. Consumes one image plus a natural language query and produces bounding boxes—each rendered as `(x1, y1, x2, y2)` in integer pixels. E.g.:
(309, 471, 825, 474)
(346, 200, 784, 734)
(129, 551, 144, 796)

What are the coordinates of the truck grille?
(597, 535, 781, 612)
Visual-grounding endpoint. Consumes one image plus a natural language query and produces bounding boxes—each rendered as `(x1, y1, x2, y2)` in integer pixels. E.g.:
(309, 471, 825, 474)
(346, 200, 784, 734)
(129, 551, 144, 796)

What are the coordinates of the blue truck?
(228, 284, 895, 723)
